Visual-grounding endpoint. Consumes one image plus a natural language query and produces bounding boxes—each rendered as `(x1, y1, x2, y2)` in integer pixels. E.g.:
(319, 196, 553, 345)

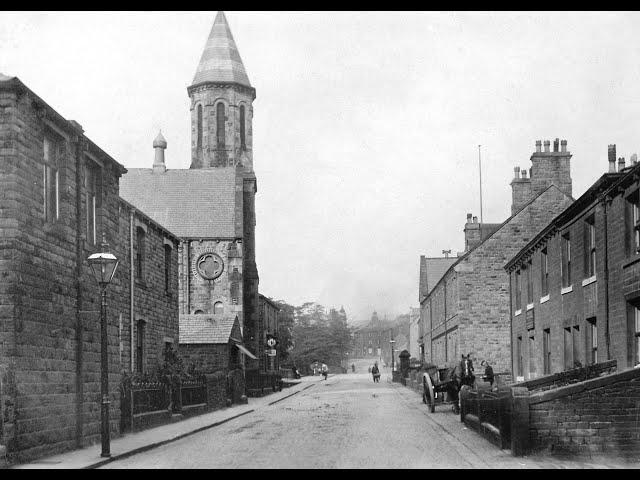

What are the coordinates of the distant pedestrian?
(351, 363, 355, 373)
(371, 362, 380, 383)
(321, 363, 329, 380)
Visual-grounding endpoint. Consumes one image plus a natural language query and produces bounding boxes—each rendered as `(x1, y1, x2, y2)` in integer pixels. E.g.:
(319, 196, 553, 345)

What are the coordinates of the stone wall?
(525, 368, 640, 458)
(179, 344, 231, 374)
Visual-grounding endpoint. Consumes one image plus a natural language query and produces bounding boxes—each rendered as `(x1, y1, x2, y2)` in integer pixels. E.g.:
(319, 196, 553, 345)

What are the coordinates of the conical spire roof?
(192, 12, 251, 88)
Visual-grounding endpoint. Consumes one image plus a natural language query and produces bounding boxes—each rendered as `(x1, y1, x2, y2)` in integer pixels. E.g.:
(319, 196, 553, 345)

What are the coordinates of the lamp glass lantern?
(88, 251, 119, 287)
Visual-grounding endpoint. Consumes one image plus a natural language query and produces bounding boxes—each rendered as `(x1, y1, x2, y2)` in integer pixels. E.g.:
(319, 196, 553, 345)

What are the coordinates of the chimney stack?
(619, 157, 626, 171)
(464, 213, 481, 251)
(535, 140, 542, 153)
(544, 140, 550, 153)
(153, 131, 167, 173)
(608, 144, 617, 173)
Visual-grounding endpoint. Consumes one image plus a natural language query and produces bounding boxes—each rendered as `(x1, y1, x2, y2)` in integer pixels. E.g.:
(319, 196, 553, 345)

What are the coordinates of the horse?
(450, 354, 476, 413)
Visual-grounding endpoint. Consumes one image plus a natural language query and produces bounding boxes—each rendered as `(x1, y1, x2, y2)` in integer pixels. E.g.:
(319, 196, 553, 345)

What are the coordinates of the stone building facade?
(419, 140, 575, 375)
(119, 12, 263, 374)
(0, 74, 179, 462)
(506, 147, 640, 380)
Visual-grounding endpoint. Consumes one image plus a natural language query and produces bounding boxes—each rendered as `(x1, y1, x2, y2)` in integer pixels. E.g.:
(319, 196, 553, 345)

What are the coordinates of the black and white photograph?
(1, 10, 640, 469)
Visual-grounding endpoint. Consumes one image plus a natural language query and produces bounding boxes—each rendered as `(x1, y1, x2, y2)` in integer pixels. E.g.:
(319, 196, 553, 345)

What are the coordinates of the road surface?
(100, 372, 630, 469)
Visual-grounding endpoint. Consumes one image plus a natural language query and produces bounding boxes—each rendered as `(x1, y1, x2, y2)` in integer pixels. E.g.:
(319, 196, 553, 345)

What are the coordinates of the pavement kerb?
(267, 381, 317, 406)
(85, 408, 255, 469)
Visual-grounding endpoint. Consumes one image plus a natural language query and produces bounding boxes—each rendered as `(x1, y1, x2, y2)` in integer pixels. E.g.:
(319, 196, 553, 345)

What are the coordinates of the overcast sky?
(2, 11, 640, 325)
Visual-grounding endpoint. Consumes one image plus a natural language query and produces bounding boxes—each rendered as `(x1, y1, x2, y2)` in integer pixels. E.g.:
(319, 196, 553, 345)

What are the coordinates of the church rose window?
(196, 252, 224, 280)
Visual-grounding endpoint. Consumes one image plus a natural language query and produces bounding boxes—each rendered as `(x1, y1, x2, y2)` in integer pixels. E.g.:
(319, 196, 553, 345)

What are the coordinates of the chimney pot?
(535, 140, 542, 153)
(514, 166, 520, 179)
(632, 153, 638, 165)
(560, 139, 567, 152)
(553, 138, 559, 152)
(472, 216, 478, 223)
(619, 157, 626, 171)
(521, 169, 528, 179)
(466, 213, 473, 222)
(544, 140, 550, 153)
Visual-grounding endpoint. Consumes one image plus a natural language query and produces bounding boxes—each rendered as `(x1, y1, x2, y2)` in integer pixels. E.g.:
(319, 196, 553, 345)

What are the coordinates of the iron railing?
(181, 377, 207, 407)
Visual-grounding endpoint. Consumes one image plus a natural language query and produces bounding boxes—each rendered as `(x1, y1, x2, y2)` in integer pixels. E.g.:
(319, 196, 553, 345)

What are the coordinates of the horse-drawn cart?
(421, 365, 460, 413)
(421, 356, 476, 414)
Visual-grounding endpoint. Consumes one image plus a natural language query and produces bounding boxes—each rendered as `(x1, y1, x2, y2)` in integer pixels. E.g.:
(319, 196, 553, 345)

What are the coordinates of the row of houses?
(0, 12, 281, 464)
(417, 139, 640, 379)
(413, 138, 640, 457)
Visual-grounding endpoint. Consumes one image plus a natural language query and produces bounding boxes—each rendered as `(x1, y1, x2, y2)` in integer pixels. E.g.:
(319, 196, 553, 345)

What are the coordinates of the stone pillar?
(510, 386, 531, 456)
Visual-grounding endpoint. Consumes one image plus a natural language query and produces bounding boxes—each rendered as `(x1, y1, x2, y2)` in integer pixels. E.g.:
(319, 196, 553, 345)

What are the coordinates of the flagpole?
(478, 145, 483, 224)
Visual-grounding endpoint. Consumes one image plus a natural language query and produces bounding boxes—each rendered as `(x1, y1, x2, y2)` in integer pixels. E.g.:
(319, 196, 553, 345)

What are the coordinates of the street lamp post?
(390, 339, 396, 373)
(87, 237, 119, 458)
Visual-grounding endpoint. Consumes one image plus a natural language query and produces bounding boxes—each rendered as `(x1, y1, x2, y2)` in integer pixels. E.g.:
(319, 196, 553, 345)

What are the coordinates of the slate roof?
(179, 314, 239, 344)
(419, 256, 458, 301)
(119, 167, 239, 239)
(192, 11, 251, 88)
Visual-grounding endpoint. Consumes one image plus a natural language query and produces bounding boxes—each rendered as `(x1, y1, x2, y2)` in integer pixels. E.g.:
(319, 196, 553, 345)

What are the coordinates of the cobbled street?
(99, 370, 636, 469)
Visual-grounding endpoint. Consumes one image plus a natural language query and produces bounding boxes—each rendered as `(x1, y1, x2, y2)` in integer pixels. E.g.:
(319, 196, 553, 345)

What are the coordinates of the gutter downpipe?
(509, 269, 514, 380)
(602, 195, 611, 360)
(130, 210, 135, 372)
(444, 280, 448, 364)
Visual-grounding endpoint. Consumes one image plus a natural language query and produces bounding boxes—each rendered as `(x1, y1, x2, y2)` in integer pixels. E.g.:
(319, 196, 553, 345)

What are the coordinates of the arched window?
(197, 104, 203, 149)
(194, 310, 204, 315)
(216, 102, 225, 148)
(239, 105, 246, 150)
(213, 302, 223, 314)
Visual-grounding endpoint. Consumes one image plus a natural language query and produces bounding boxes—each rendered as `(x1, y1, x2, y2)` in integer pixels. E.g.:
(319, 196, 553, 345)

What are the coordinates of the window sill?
(526, 303, 534, 311)
(539, 295, 550, 304)
(561, 285, 573, 295)
(582, 275, 597, 287)
(622, 253, 640, 270)
(514, 309, 522, 317)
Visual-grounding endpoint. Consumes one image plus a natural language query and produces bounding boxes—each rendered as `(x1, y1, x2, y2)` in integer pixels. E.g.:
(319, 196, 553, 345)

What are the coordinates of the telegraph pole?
(478, 145, 483, 224)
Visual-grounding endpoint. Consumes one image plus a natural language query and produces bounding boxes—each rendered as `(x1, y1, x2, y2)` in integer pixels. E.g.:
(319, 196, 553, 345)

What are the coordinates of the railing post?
(510, 386, 530, 456)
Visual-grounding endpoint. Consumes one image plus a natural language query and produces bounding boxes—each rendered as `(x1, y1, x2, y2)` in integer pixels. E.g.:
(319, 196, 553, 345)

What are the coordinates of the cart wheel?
(423, 374, 436, 413)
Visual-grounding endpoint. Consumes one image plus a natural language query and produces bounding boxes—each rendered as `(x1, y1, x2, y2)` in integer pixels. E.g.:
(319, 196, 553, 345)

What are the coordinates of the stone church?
(119, 12, 262, 372)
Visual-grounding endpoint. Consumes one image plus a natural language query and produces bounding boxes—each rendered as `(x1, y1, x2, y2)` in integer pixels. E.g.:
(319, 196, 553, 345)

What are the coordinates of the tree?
(273, 299, 295, 364)
(288, 302, 353, 373)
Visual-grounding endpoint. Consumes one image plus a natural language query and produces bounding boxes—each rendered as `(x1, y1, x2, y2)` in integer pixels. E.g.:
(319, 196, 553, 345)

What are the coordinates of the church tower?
(188, 11, 260, 368)
(188, 11, 255, 170)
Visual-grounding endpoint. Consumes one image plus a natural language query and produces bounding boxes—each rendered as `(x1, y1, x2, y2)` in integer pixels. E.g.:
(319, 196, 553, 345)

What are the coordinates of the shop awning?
(235, 343, 258, 360)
